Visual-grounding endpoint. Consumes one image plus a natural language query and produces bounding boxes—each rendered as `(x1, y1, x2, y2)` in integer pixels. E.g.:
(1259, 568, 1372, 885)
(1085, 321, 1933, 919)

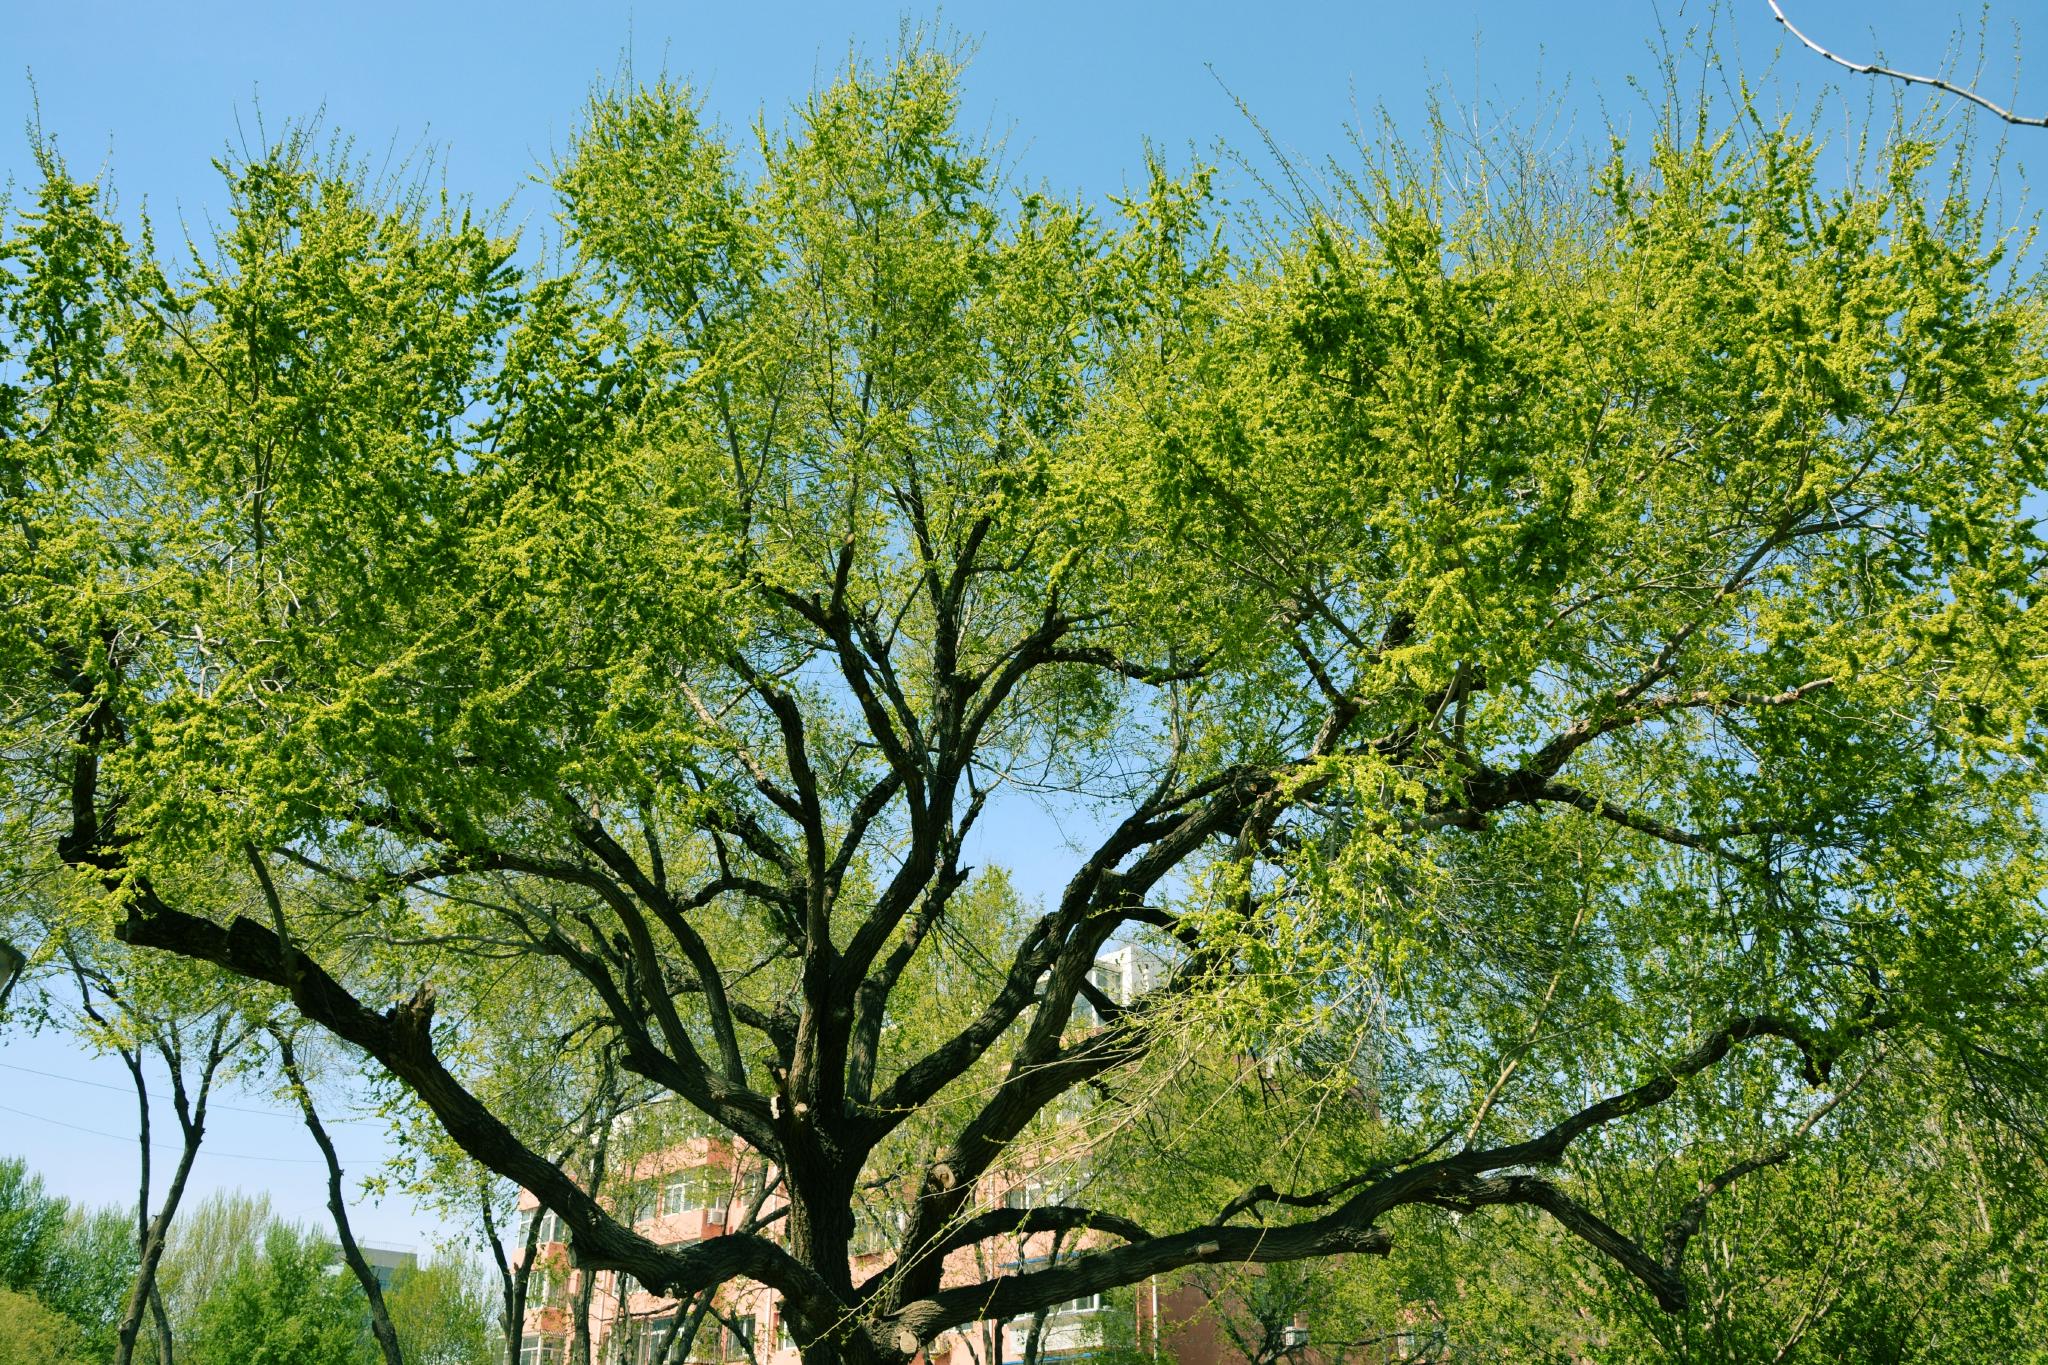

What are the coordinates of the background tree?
(182, 1220, 380, 1365)
(7, 37, 2047, 1365)
(56, 945, 257, 1365)
(35, 1202, 139, 1359)
(145, 1189, 277, 1353)
(0, 1158, 64, 1292)
(384, 1257, 498, 1365)
(0, 1286, 93, 1365)
(0, 1158, 137, 1359)
(144, 1187, 503, 1365)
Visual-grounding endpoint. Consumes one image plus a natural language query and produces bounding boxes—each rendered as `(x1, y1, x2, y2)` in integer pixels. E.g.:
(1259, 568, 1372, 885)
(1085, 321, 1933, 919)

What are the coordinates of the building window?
(851, 1206, 904, 1257)
(534, 1210, 567, 1246)
(659, 1172, 696, 1217)
(655, 1167, 735, 1220)
(998, 1294, 1107, 1365)
(724, 1313, 757, 1361)
(630, 1315, 676, 1365)
(775, 1305, 795, 1354)
(1003, 1175, 1076, 1210)
(518, 1335, 563, 1365)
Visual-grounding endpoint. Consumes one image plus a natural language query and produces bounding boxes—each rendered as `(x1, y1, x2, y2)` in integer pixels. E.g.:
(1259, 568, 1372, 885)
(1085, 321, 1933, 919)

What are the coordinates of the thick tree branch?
(1422, 1174, 1688, 1312)
(879, 1011, 1851, 1338)
(884, 1215, 1393, 1350)
(926, 1205, 1153, 1260)
(560, 804, 752, 1088)
(111, 892, 822, 1304)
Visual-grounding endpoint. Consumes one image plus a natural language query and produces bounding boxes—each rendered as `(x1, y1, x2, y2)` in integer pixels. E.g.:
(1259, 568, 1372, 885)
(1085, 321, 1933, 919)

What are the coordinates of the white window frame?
(632, 1315, 677, 1365)
(726, 1312, 758, 1359)
(518, 1334, 563, 1365)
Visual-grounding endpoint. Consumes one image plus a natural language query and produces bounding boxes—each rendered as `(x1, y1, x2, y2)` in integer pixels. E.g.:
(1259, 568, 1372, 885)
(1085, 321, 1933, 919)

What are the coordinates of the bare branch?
(110, 890, 822, 1304)
(926, 1205, 1153, 1259)
(1770, 2, 2048, 128)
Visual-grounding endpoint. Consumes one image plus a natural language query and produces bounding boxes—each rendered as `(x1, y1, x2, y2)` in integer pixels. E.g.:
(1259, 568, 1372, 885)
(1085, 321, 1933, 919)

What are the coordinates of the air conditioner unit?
(704, 1202, 730, 1224)
(1280, 1326, 1309, 1350)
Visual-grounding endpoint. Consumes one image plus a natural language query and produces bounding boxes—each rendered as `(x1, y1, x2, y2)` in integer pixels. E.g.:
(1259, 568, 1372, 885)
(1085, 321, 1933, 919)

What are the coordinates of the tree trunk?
(655, 1288, 713, 1365)
(0, 939, 23, 1011)
(795, 1328, 903, 1365)
(568, 1269, 598, 1365)
(568, 1092, 616, 1365)
(275, 1029, 405, 1365)
(115, 1045, 152, 1365)
(484, 1191, 547, 1365)
(147, 1278, 174, 1365)
(112, 1055, 211, 1365)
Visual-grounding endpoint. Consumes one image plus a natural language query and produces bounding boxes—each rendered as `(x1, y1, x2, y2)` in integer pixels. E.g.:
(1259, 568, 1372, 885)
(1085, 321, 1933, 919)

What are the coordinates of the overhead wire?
(0, 1058, 379, 1123)
(0, 1101, 377, 1165)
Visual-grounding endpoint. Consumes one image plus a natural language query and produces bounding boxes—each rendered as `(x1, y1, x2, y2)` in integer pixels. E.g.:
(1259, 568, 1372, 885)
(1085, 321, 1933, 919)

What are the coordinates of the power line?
(0, 1059, 378, 1124)
(0, 1101, 378, 1165)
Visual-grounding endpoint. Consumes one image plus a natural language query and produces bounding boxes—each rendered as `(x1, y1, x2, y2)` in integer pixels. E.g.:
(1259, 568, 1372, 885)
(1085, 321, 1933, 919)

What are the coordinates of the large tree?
(6, 43, 2047, 1365)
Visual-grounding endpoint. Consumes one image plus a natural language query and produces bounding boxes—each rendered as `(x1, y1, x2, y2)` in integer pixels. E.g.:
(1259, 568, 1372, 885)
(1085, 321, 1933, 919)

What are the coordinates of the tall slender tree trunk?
(116, 1043, 153, 1365)
(655, 1288, 714, 1365)
(274, 1028, 405, 1365)
(568, 1109, 615, 1365)
(483, 1184, 549, 1365)
(109, 1035, 219, 1365)
(80, 959, 235, 1365)
(148, 1285, 174, 1365)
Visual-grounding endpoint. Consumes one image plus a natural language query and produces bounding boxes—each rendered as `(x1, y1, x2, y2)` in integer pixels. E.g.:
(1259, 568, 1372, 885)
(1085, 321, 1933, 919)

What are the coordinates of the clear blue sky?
(3, 0, 2040, 1255)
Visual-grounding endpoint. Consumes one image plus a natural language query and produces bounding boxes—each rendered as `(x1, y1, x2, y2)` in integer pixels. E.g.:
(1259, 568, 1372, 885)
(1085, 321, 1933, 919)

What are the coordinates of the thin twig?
(1769, 2, 2048, 128)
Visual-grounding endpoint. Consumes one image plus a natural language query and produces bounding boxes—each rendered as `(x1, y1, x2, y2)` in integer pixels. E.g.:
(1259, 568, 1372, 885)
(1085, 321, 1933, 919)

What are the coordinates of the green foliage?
(150, 1189, 277, 1344)
(4, 31, 2047, 1365)
(0, 1286, 92, 1365)
(1586, 1092, 2048, 1363)
(0, 1163, 487, 1365)
(183, 1221, 378, 1365)
(0, 1158, 63, 1292)
(386, 1257, 497, 1365)
(38, 1202, 138, 1357)
(0, 1158, 136, 1357)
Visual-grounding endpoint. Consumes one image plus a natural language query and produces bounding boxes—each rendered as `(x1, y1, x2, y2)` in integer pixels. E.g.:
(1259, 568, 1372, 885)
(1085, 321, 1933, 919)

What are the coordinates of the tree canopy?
(5, 40, 2046, 1365)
